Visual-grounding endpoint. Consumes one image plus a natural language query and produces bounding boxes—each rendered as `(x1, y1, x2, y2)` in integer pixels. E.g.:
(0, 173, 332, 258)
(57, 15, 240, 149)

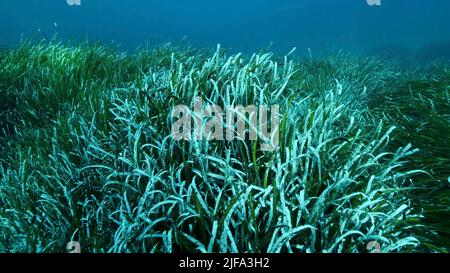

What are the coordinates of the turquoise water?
(1, 0, 450, 57)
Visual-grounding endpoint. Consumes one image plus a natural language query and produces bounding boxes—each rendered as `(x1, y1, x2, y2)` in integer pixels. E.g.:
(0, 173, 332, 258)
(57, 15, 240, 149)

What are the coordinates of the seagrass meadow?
(0, 41, 449, 253)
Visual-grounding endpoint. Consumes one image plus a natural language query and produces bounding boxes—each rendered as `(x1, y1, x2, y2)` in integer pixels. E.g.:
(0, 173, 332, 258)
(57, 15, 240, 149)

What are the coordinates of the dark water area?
(1, 0, 450, 59)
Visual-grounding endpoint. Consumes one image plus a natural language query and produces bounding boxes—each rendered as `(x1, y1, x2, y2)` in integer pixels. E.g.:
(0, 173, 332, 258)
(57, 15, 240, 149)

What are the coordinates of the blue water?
(1, 0, 450, 56)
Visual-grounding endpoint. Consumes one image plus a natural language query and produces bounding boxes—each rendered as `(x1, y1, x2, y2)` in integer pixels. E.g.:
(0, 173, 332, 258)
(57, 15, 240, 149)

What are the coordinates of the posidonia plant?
(368, 67, 450, 252)
(0, 41, 447, 253)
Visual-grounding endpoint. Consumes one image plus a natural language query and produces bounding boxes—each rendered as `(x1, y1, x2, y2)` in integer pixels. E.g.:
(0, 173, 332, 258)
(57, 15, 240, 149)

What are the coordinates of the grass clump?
(0, 41, 447, 253)
(369, 67, 450, 252)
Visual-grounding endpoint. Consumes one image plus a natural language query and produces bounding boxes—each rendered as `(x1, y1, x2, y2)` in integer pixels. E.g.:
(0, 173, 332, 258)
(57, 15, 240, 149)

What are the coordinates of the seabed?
(0, 41, 448, 253)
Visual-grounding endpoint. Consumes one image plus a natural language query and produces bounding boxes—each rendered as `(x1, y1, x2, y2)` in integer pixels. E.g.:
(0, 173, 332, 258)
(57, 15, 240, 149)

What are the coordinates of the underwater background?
(0, 0, 449, 253)
(1, 0, 450, 58)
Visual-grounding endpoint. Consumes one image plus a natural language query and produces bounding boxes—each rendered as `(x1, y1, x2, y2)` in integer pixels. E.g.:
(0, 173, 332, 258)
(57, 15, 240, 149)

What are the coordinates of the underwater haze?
(1, 0, 450, 57)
